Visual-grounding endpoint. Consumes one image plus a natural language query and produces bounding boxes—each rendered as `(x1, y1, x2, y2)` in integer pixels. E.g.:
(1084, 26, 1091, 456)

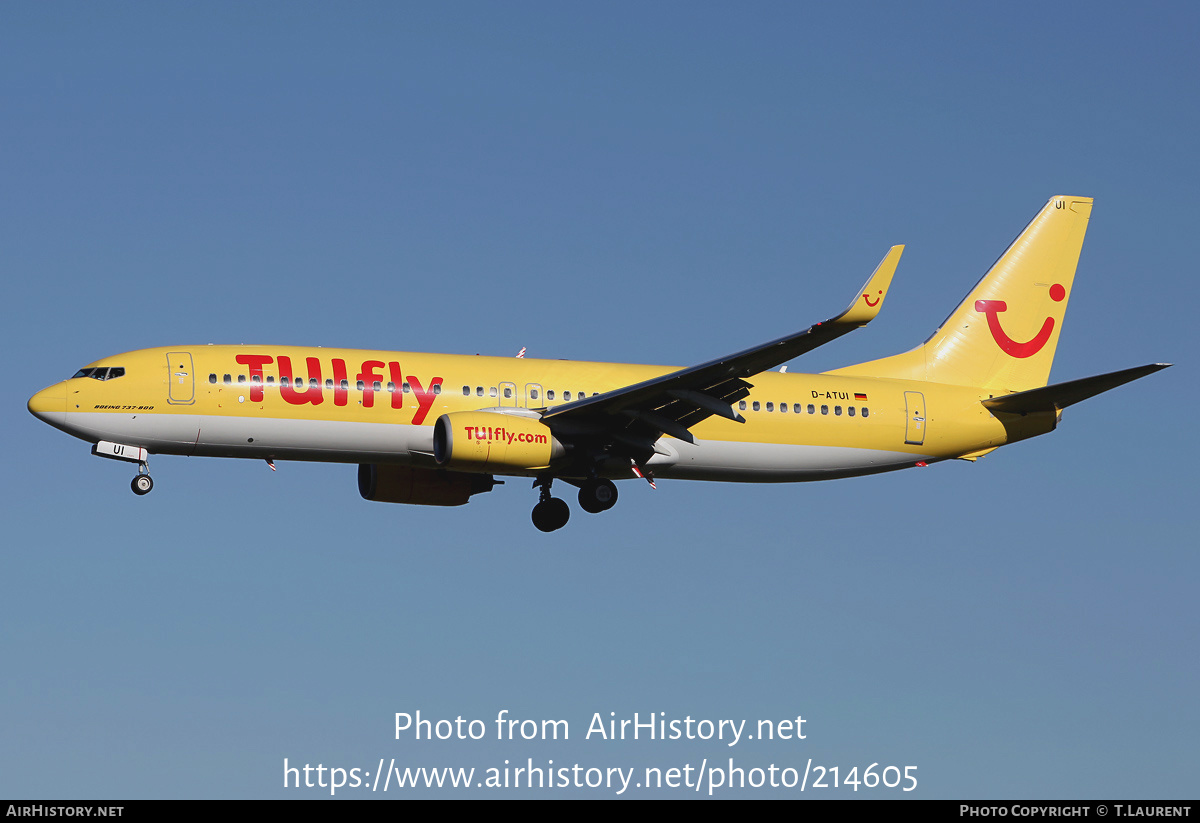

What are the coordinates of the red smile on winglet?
(975, 283, 1066, 358)
(863, 289, 882, 307)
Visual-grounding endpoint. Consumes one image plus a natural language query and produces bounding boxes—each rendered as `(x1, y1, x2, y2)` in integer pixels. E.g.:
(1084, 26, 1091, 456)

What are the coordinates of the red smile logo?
(975, 283, 1067, 358)
(863, 290, 882, 308)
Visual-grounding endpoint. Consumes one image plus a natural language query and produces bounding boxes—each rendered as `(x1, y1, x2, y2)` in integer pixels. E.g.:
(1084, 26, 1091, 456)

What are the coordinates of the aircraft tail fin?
(827, 196, 1093, 392)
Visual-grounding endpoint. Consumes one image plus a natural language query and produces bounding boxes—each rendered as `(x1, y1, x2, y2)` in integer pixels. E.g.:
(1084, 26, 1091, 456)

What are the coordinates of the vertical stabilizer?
(828, 196, 1093, 392)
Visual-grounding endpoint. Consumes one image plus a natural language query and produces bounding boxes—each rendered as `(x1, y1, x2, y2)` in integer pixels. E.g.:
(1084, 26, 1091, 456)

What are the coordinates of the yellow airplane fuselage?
(30, 344, 1025, 481)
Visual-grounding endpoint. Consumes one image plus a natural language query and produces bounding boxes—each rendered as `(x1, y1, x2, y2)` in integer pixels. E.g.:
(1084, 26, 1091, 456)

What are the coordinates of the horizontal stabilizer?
(982, 363, 1171, 415)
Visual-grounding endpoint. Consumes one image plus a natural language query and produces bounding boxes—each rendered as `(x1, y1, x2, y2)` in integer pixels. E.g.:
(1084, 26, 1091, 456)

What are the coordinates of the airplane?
(28, 195, 1169, 532)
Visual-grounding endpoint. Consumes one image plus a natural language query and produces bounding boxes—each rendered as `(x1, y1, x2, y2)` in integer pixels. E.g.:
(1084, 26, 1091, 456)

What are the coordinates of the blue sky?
(3, 2, 1196, 798)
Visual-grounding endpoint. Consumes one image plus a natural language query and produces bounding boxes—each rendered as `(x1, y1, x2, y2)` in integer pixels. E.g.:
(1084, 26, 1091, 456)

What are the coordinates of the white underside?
(50, 411, 927, 482)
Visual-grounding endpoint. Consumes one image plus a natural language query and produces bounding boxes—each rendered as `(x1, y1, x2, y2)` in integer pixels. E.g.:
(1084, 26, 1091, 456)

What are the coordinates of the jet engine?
(433, 411, 565, 472)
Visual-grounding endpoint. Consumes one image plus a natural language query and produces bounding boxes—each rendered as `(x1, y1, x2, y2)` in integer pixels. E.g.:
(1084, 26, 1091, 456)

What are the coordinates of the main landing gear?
(578, 478, 618, 514)
(531, 478, 570, 533)
(531, 477, 620, 532)
(131, 462, 154, 496)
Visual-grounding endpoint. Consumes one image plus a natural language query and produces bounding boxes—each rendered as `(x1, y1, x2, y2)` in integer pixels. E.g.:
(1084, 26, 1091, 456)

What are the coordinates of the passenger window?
(252, 375, 261, 385)
(209, 374, 217, 384)
(547, 390, 555, 400)
(238, 375, 246, 384)
(403, 383, 412, 393)
(848, 406, 855, 417)
(752, 401, 760, 411)
(530, 389, 539, 399)
(862, 407, 869, 418)
(739, 400, 747, 410)
(489, 387, 496, 397)
(433, 384, 441, 395)
(266, 376, 275, 385)
(462, 386, 470, 396)
(808, 404, 816, 414)
(357, 381, 365, 390)
(793, 403, 801, 413)
(564, 391, 572, 401)
(374, 381, 383, 392)
(766, 402, 774, 412)
(224, 374, 232, 385)
(280, 377, 289, 387)
(504, 387, 512, 398)
(309, 378, 319, 388)
(343, 380, 352, 390)
(476, 387, 484, 396)
(834, 405, 842, 416)
(780, 403, 788, 413)
(821, 405, 828, 415)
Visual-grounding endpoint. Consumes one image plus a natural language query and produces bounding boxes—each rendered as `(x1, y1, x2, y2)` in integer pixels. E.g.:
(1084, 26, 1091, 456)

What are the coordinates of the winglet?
(834, 245, 903, 325)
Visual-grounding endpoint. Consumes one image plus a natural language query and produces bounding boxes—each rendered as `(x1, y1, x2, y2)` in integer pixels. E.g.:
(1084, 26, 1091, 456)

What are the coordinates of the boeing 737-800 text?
(28, 196, 1168, 531)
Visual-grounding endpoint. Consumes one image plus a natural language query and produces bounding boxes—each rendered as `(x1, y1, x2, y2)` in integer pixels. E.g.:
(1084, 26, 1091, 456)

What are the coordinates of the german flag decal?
(854, 392, 868, 401)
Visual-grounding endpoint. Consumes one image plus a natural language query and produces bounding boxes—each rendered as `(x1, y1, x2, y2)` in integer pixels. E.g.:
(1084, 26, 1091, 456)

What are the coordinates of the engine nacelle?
(358, 464, 497, 507)
(433, 411, 564, 472)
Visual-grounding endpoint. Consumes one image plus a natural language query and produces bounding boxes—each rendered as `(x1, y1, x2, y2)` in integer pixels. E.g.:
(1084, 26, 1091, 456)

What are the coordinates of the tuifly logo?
(975, 283, 1066, 358)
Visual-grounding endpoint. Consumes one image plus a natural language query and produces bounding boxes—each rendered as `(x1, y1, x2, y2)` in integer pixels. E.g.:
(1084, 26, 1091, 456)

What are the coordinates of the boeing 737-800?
(28, 196, 1168, 531)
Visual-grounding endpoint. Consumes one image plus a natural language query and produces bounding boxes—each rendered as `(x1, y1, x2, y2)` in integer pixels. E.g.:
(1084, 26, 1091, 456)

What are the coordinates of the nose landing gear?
(90, 442, 155, 496)
(131, 462, 153, 496)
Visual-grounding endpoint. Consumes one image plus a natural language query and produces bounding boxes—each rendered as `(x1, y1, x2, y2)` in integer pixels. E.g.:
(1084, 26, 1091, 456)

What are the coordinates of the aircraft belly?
(60, 412, 430, 463)
(60, 412, 200, 452)
(190, 415, 430, 462)
(63, 409, 925, 478)
(654, 440, 925, 482)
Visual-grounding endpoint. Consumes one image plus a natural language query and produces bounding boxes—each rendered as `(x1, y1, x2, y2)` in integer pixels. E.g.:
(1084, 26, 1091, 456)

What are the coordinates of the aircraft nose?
(28, 382, 67, 424)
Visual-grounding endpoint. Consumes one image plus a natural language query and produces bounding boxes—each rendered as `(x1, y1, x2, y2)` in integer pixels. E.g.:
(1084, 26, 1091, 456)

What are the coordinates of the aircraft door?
(904, 391, 926, 445)
(525, 383, 543, 409)
(166, 352, 195, 405)
(499, 382, 517, 408)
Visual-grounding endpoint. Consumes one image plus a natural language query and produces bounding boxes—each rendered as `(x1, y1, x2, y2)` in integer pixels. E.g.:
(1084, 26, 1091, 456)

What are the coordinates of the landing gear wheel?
(578, 478, 618, 513)
(131, 474, 154, 495)
(532, 497, 570, 532)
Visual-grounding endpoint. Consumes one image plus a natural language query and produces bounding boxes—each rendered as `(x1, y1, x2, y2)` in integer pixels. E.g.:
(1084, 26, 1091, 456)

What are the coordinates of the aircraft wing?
(542, 246, 903, 453)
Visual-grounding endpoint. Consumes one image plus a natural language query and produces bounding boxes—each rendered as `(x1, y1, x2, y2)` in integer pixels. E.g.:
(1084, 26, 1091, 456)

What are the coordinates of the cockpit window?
(71, 367, 125, 381)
